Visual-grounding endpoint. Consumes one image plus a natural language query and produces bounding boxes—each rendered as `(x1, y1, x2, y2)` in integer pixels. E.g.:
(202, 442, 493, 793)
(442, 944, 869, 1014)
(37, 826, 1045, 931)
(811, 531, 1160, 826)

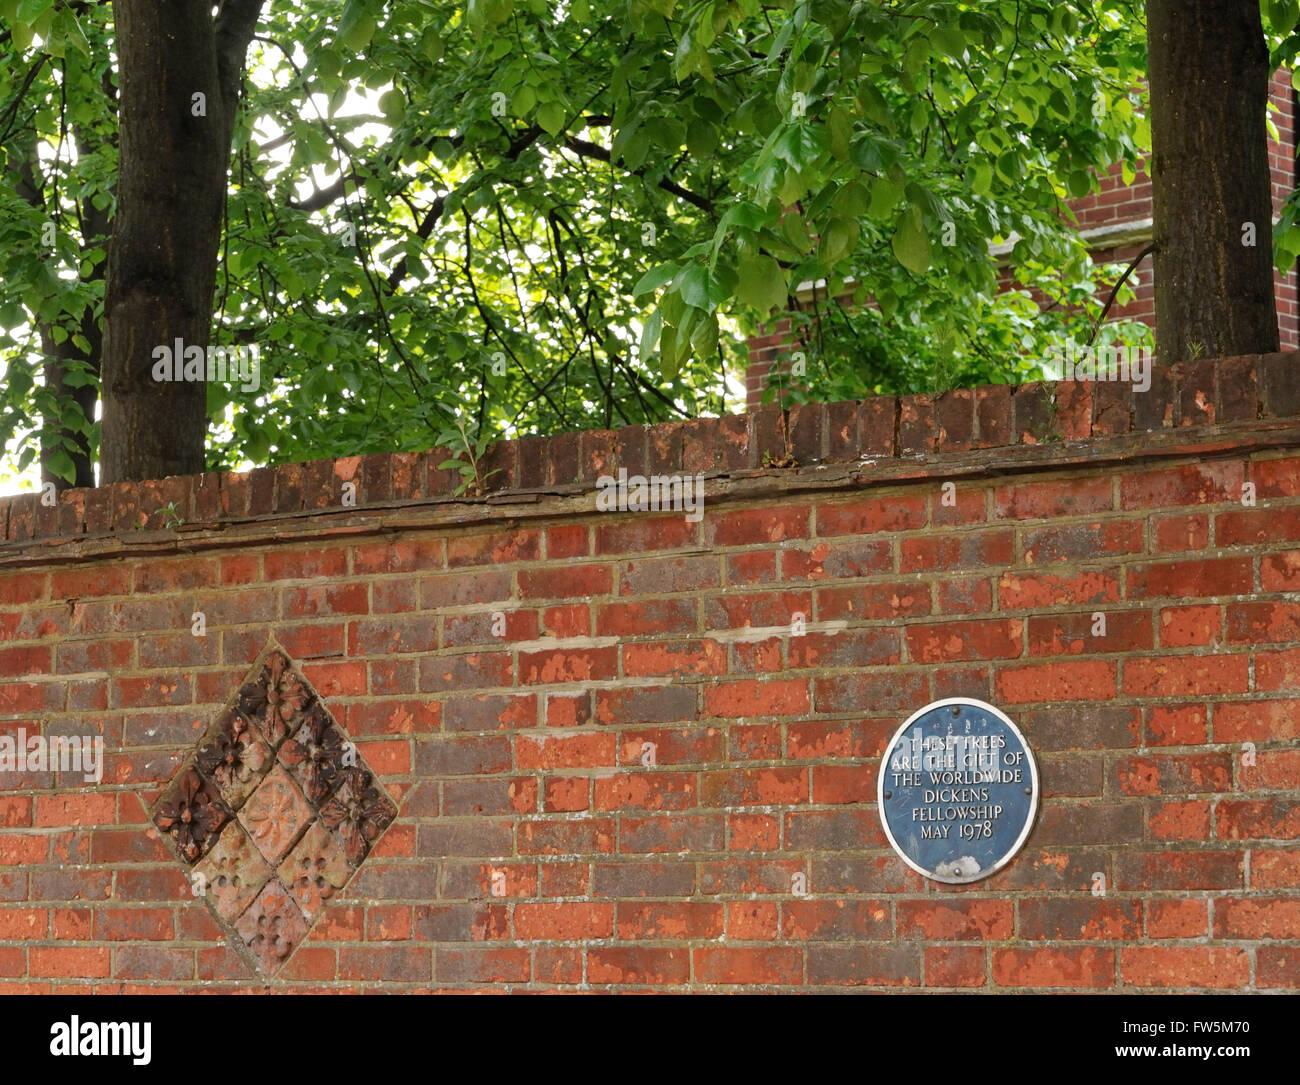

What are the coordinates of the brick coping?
(1, 353, 1297, 555)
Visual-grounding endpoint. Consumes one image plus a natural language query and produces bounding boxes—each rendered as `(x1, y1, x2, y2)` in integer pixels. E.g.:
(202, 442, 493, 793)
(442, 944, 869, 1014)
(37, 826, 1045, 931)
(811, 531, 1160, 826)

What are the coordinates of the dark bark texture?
(100, 0, 263, 483)
(1147, 0, 1280, 364)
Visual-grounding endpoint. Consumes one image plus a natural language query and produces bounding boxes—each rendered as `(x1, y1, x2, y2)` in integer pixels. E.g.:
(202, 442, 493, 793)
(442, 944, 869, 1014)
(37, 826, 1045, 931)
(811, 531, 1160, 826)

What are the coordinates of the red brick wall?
(1, 353, 1299, 992)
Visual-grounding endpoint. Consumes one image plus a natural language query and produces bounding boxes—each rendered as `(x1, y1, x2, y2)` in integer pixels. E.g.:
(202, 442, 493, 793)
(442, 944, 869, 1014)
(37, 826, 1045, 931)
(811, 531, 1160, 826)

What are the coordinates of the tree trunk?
(100, 0, 263, 484)
(1147, 0, 1280, 363)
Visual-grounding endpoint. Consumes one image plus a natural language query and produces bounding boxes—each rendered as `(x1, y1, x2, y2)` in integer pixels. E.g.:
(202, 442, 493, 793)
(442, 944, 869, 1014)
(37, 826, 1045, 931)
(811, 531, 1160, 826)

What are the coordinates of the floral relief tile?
(193, 821, 272, 923)
(283, 821, 351, 921)
(195, 708, 273, 810)
(278, 702, 349, 805)
(237, 650, 312, 748)
(153, 767, 231, 863)
(238, 763, 313, 866)
(150, 646, 399, 978)
(235, 878, 308, 975)
(318, 767, 398, 867)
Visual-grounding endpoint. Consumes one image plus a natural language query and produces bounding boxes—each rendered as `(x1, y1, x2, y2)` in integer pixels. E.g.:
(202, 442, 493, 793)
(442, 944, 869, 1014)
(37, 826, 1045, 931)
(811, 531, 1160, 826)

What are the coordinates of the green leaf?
(857, 83, 892, 128)
(16, 0, 53, 23)
(537, 101, 566, 136)
(1066, 170, 1091, 199)
(868, 176, 903, 218)
(675, 264, 722, 310)
(781, 212, 814, 254)
(828, 106, 852, 161)
(420, 28, 444, 62)
(632, 263, 681, 297)
(511, 85, 537, 116)
(379, 89, 406, 123)
(690, 312, 718, 359)
(639, 309, 663, 364)
(891, 204, 931, 276)
(901, 39, 929, 85)
(1270, 0, 1300, 36)
(659, 322, 679, 378)
(45, 447, 75, 483)
(341, 12, 376, 52)
(818, 217, 859, 267)
(736, 253, 786, 315)
(832, 180, 871, 218)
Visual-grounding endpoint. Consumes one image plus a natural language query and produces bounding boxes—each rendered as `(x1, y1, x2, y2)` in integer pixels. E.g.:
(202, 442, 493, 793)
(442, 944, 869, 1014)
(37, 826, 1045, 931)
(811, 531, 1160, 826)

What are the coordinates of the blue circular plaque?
(878, 698, 1038, 884)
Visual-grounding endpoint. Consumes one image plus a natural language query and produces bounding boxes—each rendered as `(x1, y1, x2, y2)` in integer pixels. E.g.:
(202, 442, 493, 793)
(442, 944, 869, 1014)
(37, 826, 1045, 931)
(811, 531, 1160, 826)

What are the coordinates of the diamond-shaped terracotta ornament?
(236, 878, 309, 975)
(150, 647, 398, 978)
(194, 821, 273, 923)
(283, 821, 351, 921)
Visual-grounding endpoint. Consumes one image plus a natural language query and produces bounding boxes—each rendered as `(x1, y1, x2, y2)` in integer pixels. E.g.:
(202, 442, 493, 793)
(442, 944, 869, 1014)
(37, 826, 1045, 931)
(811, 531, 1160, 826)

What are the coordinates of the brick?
(1116, 850, 1244, 890)
(995, 476, 1112, 519)
(517, 732, 615, 771)
(1214, 700, 1300, 742)
(1021, 520, 1143, 564)
(1217, 355, 1260, 421)
(975, 384, 1011, 447)
(925, 946, 985, 988)
(594, 773, 698, 812)
(1216, 799, 1300, 840)
(615, 902, 723, 941)
(816, 495, 926, 537)
(1146, 899, 1208, 939)
(1120, 947, 1249, 990)
(1123, 655, 1249, 697)
(991, 947, 1114, 988)
(898, 899, 1012, 940)
(515, 902, 614, 941)
(702, 679, 807, 718)
(1260, 351, 1300, 416)
(817, 582, 930, 621)
(805, 945, 919, 987)
(1258, 946, 1300, 988)
(700, 767, 806, 807)
(1020, 899, 1141, 940)
(905, 619, 1022, 663)
(901, 530, 1013, 571)
(1153, 513, 1209, 553)
(519, 564, 612, 599)
(694, 946, 803, 986)
(997, 569, 1121, 609)
(1214, 896, 1300, 939)
(589, 947, 690, 986)
(994, 660, 1115, 704)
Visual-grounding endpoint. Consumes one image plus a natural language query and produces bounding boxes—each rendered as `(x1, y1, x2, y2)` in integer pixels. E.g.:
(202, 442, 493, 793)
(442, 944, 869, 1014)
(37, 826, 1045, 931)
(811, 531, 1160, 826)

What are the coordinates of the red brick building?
(746, 72, 1300, 410)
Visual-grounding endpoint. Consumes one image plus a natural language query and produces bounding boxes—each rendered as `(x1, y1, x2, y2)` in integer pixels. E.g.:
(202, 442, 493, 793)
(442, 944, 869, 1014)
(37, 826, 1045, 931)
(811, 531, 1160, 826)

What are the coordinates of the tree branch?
(214, 0, 265, 114)
(562, 135, 716, 213)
